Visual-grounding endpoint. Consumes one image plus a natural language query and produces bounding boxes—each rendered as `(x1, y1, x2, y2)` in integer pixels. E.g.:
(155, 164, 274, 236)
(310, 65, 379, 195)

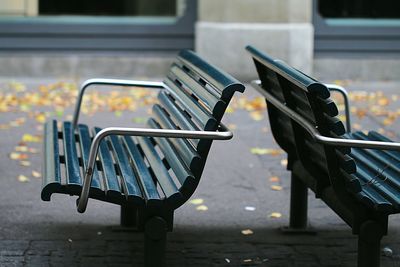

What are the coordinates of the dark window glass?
(318, 0, 400, 18)
(39, 0, 176, 16)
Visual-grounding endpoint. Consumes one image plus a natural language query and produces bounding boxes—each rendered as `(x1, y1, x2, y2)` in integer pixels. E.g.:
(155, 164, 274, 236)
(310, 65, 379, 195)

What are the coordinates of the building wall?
(195, 0, 314, 81)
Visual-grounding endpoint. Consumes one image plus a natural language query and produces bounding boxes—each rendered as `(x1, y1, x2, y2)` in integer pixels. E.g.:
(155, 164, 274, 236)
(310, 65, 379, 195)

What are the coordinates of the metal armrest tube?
(325, 83, 351, 133)
(76, 124, 233, 213)
(251, 80, 400, 150)
(72, 78, 165, 128)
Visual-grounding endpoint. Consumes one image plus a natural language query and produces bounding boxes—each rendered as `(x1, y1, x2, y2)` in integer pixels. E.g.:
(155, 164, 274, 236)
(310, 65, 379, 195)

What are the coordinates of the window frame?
(313, 0, 400, 57)
(0, 0, 197, 53)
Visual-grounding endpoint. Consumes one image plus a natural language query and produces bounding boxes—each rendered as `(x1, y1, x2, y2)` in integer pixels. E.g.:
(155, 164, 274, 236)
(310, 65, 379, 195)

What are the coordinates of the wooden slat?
(351, 148, 400, 191)
(93, 127, 122, 197)
(62, 121, 81, 187)
(367, 131, 400, 161)
(77, 124, 102, 191)
(354, 167, 400, 210)
(148, 118, 196, 188)
(41, 120, 62, 201)
(152, 104, 200, 168)
(122, 135, 162, 206)
(136, 135, 182, 202)
(158, 91, 200, 146)
(108, 135, 143, 204)
(169, 64, 223, 112)
(164, 78, 217, 130)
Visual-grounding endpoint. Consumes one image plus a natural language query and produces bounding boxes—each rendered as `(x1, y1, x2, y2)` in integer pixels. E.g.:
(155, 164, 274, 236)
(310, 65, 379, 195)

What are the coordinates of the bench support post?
(289, 172, 308, 229)
(120, 204, 137, 227)
(357, 220, 383, 267)
(144, 216, 167, 267)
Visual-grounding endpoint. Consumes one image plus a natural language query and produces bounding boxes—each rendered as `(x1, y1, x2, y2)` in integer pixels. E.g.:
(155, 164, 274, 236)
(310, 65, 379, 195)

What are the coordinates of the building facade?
(0, 0, 398, 80)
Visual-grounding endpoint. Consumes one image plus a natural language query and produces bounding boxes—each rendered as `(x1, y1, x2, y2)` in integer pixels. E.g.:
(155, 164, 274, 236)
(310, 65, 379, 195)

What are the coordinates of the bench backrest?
(247, 46, 359, 194)
(148, 50, 244, 202)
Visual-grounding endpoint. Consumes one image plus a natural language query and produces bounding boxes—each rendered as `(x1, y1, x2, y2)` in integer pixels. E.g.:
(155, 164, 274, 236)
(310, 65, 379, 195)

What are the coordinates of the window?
(0, 0, 196, 52)
(313, 0, 400, 56)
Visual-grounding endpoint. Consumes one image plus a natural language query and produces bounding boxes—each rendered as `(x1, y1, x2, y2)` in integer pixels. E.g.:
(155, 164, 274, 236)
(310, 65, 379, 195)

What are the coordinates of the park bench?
(247, 45, 400, 267)
(41, 50, 245, 267)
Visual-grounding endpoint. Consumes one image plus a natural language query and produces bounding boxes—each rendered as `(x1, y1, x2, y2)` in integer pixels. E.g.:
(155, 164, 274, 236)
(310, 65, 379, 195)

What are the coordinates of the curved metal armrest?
(251, 80, 400, 149)
(76, 123, 233, 213)
(72, 78, 165, 128)
(325, 83, 351, 133)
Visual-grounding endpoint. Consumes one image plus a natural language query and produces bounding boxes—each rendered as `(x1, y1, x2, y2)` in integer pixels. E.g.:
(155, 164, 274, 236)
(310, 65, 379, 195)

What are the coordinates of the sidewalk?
(0, 78, 400, 266)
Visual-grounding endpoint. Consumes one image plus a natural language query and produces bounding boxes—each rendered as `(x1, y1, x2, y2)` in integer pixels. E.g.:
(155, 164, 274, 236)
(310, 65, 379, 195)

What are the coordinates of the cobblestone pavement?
(0, 78, 400, 266)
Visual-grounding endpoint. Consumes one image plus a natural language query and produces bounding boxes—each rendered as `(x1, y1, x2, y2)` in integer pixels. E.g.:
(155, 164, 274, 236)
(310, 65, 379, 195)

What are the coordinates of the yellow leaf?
(225, 106, 234, 113)
(15, 146, 28, 152)
(271, 185, 283, 191)
(196, 205, 208, 211)
(35, 113, 46, 123)
(269, 212, 282, 218)
(250, 148, 283, 156)
(378, 97, 389, 106)
(18, 175, 30, 183)
(22, 134, 41, 143)
(189, 198, 204, 205)
(10, 152, 20, 160)
(32, 171, 41, 178)
(249, 111, 264, 121)
(20, 161, 31, 167)
(241, 229, 254, 235)
(280, 159, 288, 167)
(269, 176, 280, 183)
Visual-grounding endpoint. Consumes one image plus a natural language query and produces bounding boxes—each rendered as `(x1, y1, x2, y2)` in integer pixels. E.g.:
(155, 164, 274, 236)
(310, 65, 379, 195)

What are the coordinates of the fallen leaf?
(189, 198, 204, 205)
(378, 97, 389, 106)
(269, 212, 282, 218)
(35, 113, 46, 123)
(280, 159, 288, 167)
(28, 148, 39, 154)
(132, 117, 147, 124)
(15, 146, 28, 152)
(20, 161, 31, 167)
(196, 205, 208, 211)
(10, 152, 20, 160)
(225, 258, 231, 263)
(241, 229, 253, 235)
(249, 111, 264, 121)
(18, 175, 29, 183)
(270, 185, 283, 191)
(22, 134, 41, 143)
(269, 176, 280, 183)
(32, 171, 41, 178)
(250, 148, 283, 156)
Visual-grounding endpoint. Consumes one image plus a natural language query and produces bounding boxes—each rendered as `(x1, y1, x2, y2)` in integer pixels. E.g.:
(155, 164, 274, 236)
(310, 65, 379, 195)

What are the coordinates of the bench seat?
(346, 131, 400, 214)
(42, 120, 190, 209)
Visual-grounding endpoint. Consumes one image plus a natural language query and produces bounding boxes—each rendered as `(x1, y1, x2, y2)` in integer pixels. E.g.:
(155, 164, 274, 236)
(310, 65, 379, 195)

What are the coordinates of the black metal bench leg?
(357, 221, 383, 267)
(120, 204, 137, 227)
(282, 172, 315, 234)
(144, 216, 167, 267)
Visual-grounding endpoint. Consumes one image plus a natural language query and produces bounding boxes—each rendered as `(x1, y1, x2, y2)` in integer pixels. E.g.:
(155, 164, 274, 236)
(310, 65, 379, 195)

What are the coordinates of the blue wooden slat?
(367, 131, 400, 161)
(108, 135, 143, 204)
(351, 148, 400, 191)
(41, 120, 62, 201)
(93, 127, 121, 196)
(164, 78, 217, 130)
(77, 124, 102, 191)
(62, 121, 81, 186)
(122, 136, 161, 206)
(148, 118, 195, 186)
(353, 158, 400, 209)
(136, 135, 182, 202)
